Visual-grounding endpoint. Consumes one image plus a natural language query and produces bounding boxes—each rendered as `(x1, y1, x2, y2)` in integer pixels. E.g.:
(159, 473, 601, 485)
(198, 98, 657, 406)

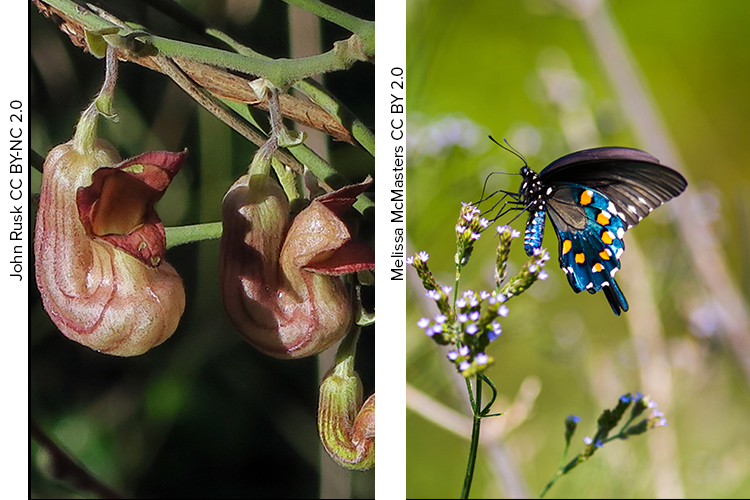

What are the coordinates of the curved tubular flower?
(318, 354, 375, 470)
(220, 175, 374, 359)
(34, 139, 187, 356)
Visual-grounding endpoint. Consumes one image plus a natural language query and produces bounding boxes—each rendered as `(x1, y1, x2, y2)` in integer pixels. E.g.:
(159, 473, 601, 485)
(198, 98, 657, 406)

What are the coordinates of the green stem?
(281, 0, 374, 43)
(48, 0, 375, 164)
(538, 439, 572, 498)
(165, 222, 222, 248)
(334, 325, 361, 364)
(461, 375, 483, 499)
(43, 0, 371, 88)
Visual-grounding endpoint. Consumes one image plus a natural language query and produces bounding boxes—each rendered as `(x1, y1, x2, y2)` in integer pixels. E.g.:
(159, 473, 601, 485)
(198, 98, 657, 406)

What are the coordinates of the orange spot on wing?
(580, 190, 593, 206)
(592, 263, 604, 272)
(597, 212, 610, 225)
(575, 253, 585, 264)
(599, 250, 610, 260)
(562, 240, 572, 254)
(601, 231, 614, 245)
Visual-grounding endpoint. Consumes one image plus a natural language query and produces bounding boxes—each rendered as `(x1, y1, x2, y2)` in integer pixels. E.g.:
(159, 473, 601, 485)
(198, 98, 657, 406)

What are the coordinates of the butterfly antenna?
(488, 135, 528, 168)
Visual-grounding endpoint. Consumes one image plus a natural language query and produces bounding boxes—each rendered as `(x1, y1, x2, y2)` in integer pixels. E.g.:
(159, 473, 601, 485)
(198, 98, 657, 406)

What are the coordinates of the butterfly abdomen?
(524, 208, 546, 256)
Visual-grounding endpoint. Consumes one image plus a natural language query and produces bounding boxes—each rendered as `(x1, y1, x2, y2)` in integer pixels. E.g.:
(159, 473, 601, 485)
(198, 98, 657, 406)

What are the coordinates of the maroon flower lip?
(77, 150, 187, 266)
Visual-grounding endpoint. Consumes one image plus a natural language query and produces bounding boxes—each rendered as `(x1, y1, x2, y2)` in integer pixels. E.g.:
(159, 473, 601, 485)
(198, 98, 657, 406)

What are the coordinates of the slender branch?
(33, 0, 362, 145)
(147, 33, 370, 88)
(40, 0, 371, 88)
(461, 376, 483, 499)
(30, 418, 123, 499)
(138, 0, 375, 155)
(281, 0, 375, 55)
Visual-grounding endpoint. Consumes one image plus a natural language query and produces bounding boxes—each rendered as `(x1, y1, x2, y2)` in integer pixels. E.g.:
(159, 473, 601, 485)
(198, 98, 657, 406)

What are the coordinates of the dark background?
(29, 1, 374, 498)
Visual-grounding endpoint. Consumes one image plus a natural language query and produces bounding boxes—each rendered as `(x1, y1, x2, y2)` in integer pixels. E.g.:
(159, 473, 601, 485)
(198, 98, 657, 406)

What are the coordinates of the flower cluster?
(408, 215, 551, 377)
(565, 392, 668, 466)
(496, 225, 550, 297)
(455, 203, 489, 267)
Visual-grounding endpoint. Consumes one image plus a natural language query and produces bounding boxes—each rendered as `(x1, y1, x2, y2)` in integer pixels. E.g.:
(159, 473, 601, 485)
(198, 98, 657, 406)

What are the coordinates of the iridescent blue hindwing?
(547, 186, 630, 315)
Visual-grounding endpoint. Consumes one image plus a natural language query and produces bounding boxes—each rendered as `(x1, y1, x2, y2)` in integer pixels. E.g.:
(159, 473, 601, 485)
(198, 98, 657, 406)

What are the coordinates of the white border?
(375, 0, 406, 497)
(2, 0, 29, 496)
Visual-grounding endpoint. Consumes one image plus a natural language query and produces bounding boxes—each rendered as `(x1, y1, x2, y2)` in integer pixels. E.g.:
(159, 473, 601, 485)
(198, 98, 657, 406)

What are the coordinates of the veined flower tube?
(318, 353, 375, 470)
(220, 175, 374, 359)
(34, 139, 187, 356)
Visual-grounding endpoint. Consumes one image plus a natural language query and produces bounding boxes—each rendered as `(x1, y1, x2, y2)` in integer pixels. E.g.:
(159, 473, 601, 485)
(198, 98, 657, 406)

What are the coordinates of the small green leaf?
(84, 28, 117, 59)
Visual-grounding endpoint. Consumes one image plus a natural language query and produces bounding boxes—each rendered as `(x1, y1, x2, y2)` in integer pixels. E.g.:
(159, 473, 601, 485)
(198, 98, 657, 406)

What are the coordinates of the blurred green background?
(406, 0, 750, 498)
(30, 0, 373, 498)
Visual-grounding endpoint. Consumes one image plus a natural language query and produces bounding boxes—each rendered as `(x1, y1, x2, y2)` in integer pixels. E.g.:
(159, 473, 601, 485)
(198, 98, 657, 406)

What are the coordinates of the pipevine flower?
(318, 350, 375, 470)
(220, 171, 374, 359)
(34, 94, 187, 356)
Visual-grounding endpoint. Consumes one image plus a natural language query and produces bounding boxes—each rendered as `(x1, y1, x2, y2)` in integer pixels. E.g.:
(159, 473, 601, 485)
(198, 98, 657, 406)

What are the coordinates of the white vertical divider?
(375, 1, 407, 498)
(2, 1, 29, 496)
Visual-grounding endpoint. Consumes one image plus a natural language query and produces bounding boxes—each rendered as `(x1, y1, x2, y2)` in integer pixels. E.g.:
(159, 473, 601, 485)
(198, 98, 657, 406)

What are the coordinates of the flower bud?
(34, 140, 187, 356)
(317, 355, 375, 470)
(220, 175, 374, 358)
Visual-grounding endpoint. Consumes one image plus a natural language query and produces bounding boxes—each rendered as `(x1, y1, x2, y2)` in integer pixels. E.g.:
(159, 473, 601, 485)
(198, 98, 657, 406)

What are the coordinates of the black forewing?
(538, 147, 687, 228)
